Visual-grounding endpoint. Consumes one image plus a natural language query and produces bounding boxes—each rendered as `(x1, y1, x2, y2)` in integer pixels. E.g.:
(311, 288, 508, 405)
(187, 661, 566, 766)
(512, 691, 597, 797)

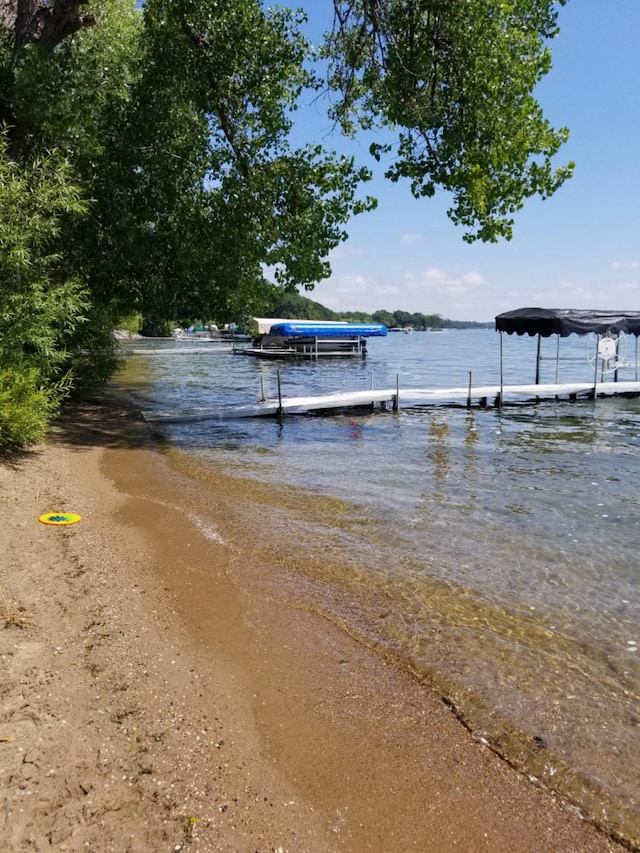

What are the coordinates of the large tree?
(0, 0, 98, 130)
(0, 0, 97, 52)
(93, 0, 375, 324)
(0, 0, 573, 446)
(4, 0, 375, 324)
(2, 1, 574, 246)
(324, 0, 573, 242)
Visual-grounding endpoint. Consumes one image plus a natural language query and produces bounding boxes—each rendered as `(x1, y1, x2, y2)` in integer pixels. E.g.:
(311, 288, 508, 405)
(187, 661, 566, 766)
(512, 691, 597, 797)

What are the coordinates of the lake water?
(117, 329, 640, 843)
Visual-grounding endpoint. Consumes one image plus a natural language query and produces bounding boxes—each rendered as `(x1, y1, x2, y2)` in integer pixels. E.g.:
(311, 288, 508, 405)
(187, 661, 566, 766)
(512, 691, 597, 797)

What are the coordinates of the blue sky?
(290, 1, 640, 321)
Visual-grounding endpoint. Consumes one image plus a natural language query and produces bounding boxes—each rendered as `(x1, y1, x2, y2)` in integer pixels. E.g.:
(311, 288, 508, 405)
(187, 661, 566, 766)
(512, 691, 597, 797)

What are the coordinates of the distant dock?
(121, 345, 238, 355)
(118, 337, 251, 356)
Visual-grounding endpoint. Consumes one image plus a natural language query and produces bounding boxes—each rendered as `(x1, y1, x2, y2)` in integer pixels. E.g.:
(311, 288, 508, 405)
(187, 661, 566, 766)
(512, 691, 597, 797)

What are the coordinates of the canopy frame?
(494, 308, 640, 405)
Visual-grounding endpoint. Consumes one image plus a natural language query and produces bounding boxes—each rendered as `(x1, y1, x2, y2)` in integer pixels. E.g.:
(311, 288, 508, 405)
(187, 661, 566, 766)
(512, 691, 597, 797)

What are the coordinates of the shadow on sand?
(49, 392, 160, 452)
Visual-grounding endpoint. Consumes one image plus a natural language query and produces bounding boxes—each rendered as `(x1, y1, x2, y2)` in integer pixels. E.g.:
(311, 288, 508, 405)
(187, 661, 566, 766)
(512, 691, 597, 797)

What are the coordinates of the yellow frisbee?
(39, 512, 82, 526)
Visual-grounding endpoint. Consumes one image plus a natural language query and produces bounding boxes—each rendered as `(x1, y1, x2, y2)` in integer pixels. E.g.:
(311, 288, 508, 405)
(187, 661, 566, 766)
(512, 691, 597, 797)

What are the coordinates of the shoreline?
(0, 396, 627, 851)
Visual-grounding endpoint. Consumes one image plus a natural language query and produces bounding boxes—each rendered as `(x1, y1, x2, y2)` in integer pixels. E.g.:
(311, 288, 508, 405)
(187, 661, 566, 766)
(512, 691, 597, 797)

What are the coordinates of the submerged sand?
(0, 397, 627, 851)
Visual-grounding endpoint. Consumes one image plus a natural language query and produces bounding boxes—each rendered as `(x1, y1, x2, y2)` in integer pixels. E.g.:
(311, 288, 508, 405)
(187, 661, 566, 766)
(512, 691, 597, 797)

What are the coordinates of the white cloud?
(528, 278, 640, 310)
(611, 260, 640, 271)
(404, 266, 487, 299)
(462, 271, 486, 286)
(371, 283, 402, 299)
(418, 266, 448, 282)
(317, 273, 373, 310)
(399, 233, 423, 245)
(327, 245, 364, 261)
(312, 262, 494, 320)
(338, 274, 369, 292)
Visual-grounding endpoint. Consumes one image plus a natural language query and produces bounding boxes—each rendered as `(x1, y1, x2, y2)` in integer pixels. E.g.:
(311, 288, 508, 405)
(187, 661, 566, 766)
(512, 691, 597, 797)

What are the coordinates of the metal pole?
(499, 332, 504, 411)
(393, 373, 400, 411)
(555, 335, 560, 384)
(260, 376, 265, 402)
(636, 336, 638, 381)
(592, 335, 599, 399)
(467, 371, 472, 408)
(277, 369, 283, 416)
(535, 335, 541, 384)
(614, 334, 619, 383)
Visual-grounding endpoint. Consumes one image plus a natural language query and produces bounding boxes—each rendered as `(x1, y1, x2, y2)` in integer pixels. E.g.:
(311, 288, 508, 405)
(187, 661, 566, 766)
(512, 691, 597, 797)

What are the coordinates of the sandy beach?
(0, 396, 628, 852)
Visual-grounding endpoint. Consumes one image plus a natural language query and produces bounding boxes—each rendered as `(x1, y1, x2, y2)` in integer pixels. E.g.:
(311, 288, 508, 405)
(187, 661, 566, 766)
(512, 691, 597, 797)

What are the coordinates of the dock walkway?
(142, 379, 640, 425)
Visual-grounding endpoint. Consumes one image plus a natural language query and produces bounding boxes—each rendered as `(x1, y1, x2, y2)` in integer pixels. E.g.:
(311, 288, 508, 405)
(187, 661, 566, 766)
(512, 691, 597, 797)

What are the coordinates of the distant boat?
(243, 319, 387, 359)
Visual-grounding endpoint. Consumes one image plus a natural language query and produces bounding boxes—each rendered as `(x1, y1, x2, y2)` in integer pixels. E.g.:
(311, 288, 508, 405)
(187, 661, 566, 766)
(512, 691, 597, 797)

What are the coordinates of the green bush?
(0, 139, 89, 450)
(0, 368, 62, 448)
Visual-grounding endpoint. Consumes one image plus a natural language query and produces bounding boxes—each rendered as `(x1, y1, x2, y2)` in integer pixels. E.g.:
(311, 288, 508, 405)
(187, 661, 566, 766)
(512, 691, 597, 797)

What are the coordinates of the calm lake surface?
(117, 329, 640, 842)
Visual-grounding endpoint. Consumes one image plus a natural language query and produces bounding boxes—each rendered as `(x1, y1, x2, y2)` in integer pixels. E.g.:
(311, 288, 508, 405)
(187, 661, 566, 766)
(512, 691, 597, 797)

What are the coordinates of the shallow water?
(117, 329, 640, 842)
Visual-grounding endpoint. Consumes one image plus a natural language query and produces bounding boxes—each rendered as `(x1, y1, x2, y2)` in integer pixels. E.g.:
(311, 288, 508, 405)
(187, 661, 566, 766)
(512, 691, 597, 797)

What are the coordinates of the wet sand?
(0, 397, 627, 851)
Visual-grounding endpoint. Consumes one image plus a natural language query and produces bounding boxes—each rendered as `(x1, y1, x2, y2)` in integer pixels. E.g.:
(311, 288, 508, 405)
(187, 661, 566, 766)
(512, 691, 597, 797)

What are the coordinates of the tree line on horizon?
(0, 0, 571, 448)
(267, 292, 491, 331)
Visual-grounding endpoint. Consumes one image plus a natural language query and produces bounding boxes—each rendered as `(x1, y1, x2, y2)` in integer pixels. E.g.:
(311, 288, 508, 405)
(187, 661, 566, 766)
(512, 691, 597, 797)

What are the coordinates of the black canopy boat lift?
(494, 308, 640, 407)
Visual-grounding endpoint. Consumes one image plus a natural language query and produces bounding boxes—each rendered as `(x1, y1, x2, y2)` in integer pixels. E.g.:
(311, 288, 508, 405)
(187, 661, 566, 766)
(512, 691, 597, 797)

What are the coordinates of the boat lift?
(494, 308, 640, 408)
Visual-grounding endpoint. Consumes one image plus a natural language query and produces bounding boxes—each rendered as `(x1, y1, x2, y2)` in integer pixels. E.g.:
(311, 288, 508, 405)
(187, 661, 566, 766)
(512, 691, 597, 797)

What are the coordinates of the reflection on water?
(116, 331, 640, 844)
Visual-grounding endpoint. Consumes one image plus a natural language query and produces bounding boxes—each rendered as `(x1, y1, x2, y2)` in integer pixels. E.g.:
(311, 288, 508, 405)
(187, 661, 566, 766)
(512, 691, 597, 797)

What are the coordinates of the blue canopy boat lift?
(244, 318, 387, 359)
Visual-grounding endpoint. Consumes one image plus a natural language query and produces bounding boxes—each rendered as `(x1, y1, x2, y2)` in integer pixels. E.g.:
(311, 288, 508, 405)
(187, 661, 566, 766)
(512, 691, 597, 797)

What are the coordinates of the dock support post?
(636, 337, 639, 381)
(555, 335, 560, 384)
(393, 374, 400, 411)
(277, 369, 283, 417)
(467, 371, 472, 408)
(499, 332, 504, 411)
(535, 335, 541, 384)
(260, 376, 265, 402)
(592, 335, 600, 399)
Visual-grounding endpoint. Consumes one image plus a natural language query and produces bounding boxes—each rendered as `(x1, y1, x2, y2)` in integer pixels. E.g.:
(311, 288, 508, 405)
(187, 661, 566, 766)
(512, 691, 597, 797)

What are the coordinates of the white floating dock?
(142, 380, 640, 425)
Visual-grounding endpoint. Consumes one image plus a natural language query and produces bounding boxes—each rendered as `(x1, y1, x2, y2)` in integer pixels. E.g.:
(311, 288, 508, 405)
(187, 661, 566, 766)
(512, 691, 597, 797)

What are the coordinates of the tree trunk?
(0, 0, 97, 53)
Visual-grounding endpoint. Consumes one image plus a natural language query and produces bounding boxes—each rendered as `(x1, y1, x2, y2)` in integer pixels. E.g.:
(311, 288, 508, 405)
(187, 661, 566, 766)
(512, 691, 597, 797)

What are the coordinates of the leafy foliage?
(270, 290, 337, 321)
(0, 137, 89, 446)
(0, 367, 59, 448)
(106, 0, 376, 324)
(0, 0, 573, 447)
(324, 0, 573, 242)
(9, 0, 376, 328)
